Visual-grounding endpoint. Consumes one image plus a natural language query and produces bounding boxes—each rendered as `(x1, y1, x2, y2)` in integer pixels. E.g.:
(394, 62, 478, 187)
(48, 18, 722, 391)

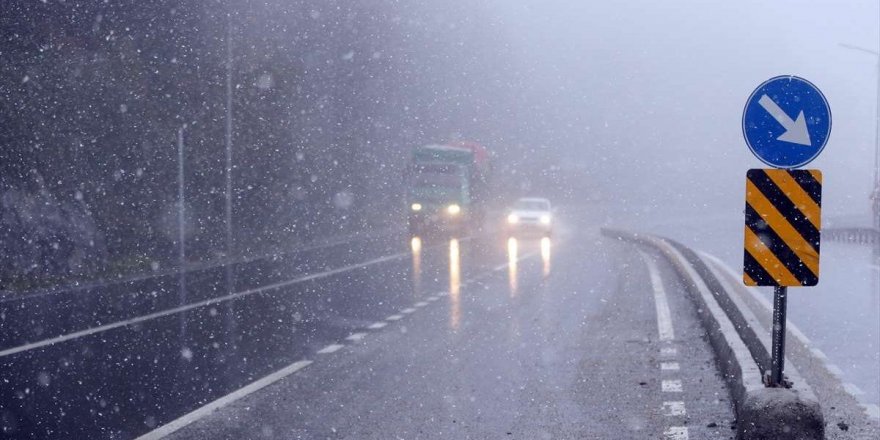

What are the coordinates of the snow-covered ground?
(604, 204, 880, 409)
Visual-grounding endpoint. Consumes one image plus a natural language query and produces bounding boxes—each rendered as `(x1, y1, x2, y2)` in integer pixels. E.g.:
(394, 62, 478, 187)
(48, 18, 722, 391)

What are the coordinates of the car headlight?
(447, 204, 461, 215)
(507, 214, 519, 224)
(411, 203, 422, 212)
(539, 214, 551, 225)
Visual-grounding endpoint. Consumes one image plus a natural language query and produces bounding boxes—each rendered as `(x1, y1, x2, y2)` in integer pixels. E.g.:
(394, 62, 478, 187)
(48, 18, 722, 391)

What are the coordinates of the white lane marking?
(345, 333, 367, 342)
(843, 382, 866, 396)
(660, 362, 680, 371)
(414, 301, 429, 308)
(400, 308, 416, 314)
(662, 401, 687, 417)
(863, 403, 880, 420)
(810, 348, 829, 361)
(317, 344, 344, 354)
(426, 296, 439, 302)
(700, 251, 880, 409)
(640, 252, 675, 341)
(825, 363, 844, 378)
(493, 251, 539, 272)
(663, 426, 689, 440)
(660, 347, 677, 357)
(385, 315, 403, 321)
(367, 322, 387, 330)
(702, 251, 814, 344)
(0, 251, 409, 359)
(662, 380, 683, 393)
(437, 291, 449, 297)
(135, 360, 312, 440)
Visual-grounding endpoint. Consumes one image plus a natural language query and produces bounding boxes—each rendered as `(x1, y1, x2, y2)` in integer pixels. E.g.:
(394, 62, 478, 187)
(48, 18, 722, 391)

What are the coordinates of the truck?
(407, 142, 489, 236)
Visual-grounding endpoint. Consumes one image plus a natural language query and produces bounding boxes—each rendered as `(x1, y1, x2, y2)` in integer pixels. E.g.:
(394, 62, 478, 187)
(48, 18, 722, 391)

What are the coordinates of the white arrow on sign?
(757, 94, 811, 146)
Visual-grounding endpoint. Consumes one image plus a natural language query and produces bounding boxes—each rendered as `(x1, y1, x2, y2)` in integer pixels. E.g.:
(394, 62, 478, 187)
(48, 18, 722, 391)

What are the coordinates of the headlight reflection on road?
(411, 236, 422, 296)
(507, 237, 518, 297)
(449, 238, 461, 330)
(541, 237, 552, 277)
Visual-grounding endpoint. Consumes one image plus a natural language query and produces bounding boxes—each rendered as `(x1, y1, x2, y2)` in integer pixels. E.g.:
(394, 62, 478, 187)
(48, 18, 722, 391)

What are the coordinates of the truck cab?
(408, 145, 477, 235)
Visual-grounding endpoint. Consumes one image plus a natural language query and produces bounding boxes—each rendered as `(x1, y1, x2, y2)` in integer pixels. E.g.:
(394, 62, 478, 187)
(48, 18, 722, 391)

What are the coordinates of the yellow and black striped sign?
(743, 168, 822, 286)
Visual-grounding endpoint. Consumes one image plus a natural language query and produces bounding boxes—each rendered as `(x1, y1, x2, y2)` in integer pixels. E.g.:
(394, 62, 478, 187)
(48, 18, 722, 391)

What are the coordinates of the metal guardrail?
(823, 227, 880, 245)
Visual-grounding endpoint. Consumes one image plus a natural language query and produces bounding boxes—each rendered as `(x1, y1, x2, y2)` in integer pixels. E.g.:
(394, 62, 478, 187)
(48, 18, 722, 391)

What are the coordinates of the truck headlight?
(447, 204, 461, 215)
(539, 214, 551, 225)
(507, 214, 519, 224)
(411, 203, 422, 212)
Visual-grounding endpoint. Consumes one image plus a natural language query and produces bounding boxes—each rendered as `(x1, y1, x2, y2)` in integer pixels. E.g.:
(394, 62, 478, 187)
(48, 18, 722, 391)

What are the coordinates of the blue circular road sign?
(742, 76, 831, 169)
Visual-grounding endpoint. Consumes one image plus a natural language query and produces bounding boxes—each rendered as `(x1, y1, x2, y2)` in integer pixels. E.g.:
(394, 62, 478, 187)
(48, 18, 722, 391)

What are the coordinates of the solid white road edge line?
(0, 251, 409, 359)
(135, 360, 312, 440)
(639, 251, 676, 342)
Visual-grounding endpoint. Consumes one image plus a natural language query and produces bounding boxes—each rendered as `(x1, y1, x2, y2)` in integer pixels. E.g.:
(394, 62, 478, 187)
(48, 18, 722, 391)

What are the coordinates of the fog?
(1, 1, 878, 438)
(2, 0, 877, 287)
(486, 0, 878, 224)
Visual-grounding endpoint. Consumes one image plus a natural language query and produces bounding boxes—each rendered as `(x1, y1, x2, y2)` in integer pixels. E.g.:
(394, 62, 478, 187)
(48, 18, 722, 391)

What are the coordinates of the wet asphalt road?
(0, 207, 736, 439)
(165, 222, 735, 439)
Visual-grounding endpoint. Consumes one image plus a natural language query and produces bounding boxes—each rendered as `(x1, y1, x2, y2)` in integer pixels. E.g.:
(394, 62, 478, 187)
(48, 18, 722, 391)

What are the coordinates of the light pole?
(178, 124, 188, 340)
(225, 12, 235, 289)
(839, 43, 880, 259)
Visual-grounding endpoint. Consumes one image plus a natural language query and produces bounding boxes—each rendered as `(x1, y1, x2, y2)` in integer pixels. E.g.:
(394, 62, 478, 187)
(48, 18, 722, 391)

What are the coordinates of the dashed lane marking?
(400, 308, 416, 314)
(426, 297, 439, 302)
(317, 344, 344, 354)
(345, 333, 367, 342)
(386, 315, 403, 321)
(135, 360, 312, 440)
(663, 426, 689, 440)
(639, 253, 689, 439)
(138, 237, 535, 439)
(662, 380, 683, 393)
(662, 401, 687, 417)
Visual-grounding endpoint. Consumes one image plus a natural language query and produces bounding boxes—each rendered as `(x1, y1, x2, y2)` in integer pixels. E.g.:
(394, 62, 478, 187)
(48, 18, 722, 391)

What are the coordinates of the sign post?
(770, 286, 788, 386)
(741, 75, 831, 388)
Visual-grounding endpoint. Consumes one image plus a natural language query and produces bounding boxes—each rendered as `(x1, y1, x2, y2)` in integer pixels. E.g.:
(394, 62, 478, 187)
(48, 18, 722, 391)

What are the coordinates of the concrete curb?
(602, 228, 824, 440)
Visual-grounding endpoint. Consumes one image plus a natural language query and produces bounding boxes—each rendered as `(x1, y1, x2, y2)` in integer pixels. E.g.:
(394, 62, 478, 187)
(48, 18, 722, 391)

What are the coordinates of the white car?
(505, 197, 553, 236)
